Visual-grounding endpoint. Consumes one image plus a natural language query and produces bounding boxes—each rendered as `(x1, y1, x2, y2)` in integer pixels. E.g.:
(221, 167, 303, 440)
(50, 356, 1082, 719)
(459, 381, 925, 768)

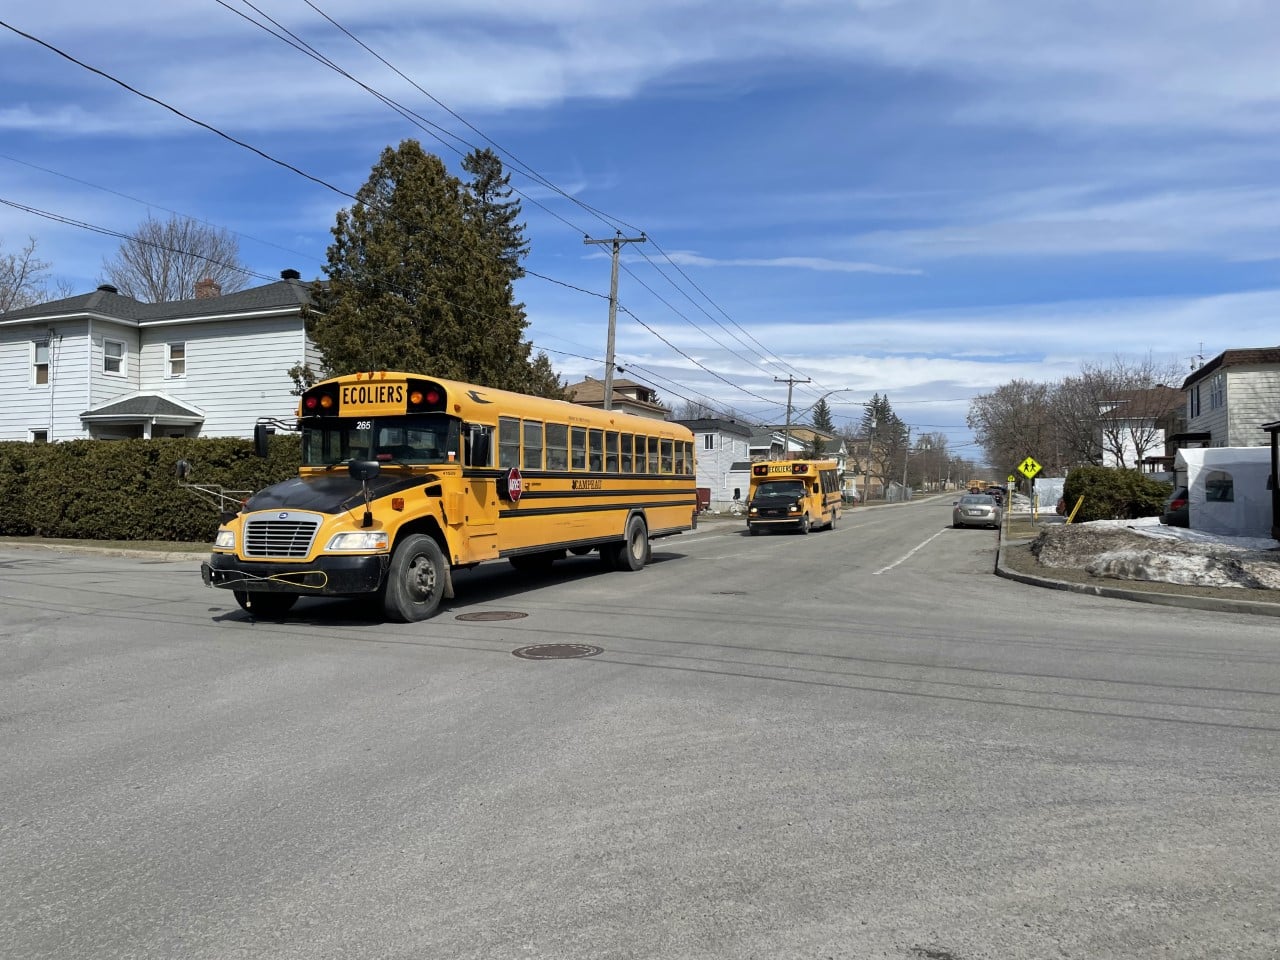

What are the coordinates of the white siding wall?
(140, 316, 307, 437)
(694, 431, 750, 506)
(89, 321, 141, 407)
(1226, 367, 1280, 446)
(1186, 383, 1228, 445)
(0, 320, 91, 440)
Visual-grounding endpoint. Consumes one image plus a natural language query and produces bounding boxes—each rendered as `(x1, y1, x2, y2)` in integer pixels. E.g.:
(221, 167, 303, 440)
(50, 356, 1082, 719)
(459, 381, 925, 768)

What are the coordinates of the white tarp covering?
(1175, 447, 1274, 538)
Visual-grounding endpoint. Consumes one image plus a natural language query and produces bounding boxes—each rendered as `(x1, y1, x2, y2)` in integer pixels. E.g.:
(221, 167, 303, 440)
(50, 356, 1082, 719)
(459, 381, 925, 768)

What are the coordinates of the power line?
(1, 16, 827, 408)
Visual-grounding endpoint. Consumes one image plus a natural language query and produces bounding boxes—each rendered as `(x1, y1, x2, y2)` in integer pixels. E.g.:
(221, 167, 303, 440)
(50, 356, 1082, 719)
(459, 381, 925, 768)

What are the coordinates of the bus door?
(462, 422, 499, 560)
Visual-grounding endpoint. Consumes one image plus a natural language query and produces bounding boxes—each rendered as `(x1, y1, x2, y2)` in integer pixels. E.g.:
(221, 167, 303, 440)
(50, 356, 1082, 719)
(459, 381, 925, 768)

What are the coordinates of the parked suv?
(1160, 486, 1189, 527)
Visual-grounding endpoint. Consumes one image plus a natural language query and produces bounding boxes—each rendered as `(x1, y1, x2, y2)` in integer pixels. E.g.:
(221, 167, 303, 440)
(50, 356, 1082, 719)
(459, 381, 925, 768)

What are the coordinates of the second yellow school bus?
(202, 371, 697, 621)
(745, 459, 842, 535)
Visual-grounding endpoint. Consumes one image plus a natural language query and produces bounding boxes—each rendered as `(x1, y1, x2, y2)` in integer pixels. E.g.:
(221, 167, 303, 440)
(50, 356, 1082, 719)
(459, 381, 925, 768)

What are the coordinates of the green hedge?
(0, 437, 301, 542)
(1061, 465, 1172, 523)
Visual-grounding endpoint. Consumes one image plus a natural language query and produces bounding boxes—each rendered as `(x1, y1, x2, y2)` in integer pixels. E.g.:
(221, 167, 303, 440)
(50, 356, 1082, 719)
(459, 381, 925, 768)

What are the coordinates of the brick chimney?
(195, 277, 221, 299)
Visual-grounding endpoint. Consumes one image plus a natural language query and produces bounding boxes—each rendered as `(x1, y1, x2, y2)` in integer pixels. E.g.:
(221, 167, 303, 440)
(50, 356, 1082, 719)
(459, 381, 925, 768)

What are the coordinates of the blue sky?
(3, 1, 1280, 461)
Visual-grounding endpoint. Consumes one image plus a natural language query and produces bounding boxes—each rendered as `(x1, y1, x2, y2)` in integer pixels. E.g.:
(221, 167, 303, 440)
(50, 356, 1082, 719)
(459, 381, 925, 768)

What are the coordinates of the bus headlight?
(789, 501, 802, 513)
(748, 506, 758, 515)
(326, 531, 390, 552)
(213, 530, 235, 549)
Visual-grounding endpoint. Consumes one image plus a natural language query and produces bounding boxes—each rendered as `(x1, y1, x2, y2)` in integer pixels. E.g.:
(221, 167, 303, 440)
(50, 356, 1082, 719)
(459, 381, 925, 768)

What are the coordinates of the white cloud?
(660, 250, 923, 275)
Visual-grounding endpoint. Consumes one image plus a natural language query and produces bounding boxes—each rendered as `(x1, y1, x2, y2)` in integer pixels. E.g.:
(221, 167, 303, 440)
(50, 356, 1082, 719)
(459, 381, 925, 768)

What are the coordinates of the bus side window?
(605, 431, 619, 473)
(660, 438, 674, 474)
(571, 427, 587, 470)
(468, 424, 493, 467)
(546, 423, 569, 471)
(589, 428, 604, 472)
(497, 416, 520, 468)
(522, 420, 543, 470)
(620, 434, 633, 472)
(634, 436, 647, 474)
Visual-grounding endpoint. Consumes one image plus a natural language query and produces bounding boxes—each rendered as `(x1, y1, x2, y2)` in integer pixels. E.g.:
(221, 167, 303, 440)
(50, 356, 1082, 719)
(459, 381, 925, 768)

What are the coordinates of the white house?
(0, 271, 316, 441)
(1180, 347, 1280, 449)
(675, 417, 753, 510)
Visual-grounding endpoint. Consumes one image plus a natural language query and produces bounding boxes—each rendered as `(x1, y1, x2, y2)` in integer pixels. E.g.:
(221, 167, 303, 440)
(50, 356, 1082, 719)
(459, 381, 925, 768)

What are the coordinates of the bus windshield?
(753, 480, 806, 500)
(301, 414, 460, 467)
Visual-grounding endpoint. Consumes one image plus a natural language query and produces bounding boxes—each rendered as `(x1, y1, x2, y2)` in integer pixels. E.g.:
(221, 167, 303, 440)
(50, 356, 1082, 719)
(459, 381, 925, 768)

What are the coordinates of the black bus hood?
(244, 472, 435, 514)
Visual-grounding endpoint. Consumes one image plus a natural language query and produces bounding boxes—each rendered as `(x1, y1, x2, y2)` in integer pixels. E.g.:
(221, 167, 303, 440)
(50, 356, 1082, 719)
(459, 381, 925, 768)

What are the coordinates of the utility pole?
(584, 231, 646, 410)
(774, 376, 811, 455)
(901, 425, 911, 497)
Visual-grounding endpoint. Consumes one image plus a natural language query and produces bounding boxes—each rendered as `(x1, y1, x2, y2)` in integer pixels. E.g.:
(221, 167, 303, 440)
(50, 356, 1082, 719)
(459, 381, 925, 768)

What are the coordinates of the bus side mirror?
(253, 423, 272, 458)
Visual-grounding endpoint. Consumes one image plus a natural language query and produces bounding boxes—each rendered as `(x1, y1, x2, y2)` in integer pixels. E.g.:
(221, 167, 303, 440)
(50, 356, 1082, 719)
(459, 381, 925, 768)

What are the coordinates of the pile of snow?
(1031, 517, 1280, 590)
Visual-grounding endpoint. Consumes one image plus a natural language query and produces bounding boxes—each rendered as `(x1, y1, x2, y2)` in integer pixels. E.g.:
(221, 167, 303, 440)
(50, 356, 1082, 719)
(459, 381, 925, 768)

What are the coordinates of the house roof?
(675, 417, 754, 438)
(0, 276, 313, 325)
(1098, 386, 1184, 419)
(565, 378, 667, 413)
(81, 392, 205, 421)
(1183, 347, 1280, 389)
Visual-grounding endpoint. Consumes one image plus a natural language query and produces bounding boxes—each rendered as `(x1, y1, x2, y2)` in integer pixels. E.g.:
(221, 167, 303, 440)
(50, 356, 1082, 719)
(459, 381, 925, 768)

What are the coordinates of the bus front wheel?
(383, 534, 447, 623)
(799, 515, 811, 535)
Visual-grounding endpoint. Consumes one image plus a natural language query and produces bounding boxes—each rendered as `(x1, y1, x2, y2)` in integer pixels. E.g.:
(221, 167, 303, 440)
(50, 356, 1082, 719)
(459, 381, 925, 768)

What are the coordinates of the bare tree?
(966, 379, 1056, 475)
(1, 236, 69, 312)
(677, 399, 719, 420)
(101, 214, 249, 302)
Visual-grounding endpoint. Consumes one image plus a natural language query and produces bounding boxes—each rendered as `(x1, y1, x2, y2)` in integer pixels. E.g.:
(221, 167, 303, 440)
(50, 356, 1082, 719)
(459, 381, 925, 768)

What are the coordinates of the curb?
(995, 528, 1280, 619)
(0, 541, 207, 563)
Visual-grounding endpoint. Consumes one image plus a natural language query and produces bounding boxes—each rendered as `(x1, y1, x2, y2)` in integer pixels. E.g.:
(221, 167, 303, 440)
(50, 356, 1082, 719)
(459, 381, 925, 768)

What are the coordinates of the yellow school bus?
(201, 371, 697, 621)
(746, 459, 842, 535)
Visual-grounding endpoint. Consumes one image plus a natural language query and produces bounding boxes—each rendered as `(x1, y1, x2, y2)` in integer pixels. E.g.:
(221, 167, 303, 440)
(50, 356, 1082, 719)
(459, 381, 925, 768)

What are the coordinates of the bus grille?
(244, 517, 319, 558)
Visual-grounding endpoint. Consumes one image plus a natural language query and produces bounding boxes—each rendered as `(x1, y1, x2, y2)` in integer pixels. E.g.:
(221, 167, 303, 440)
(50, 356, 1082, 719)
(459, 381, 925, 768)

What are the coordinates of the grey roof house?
(0, 271, 317, 441)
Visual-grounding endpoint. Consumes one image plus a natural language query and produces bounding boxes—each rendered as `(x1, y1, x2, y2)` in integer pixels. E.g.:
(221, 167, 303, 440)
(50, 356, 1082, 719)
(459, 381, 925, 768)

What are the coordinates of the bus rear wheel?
(234, 590, 298, 618)
(383, 534, 447, 622)
(604, 515, 648, 571)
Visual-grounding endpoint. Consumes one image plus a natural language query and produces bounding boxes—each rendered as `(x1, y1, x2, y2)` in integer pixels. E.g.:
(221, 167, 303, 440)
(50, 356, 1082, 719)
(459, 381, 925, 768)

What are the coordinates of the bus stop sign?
(505, 467, 523, 503)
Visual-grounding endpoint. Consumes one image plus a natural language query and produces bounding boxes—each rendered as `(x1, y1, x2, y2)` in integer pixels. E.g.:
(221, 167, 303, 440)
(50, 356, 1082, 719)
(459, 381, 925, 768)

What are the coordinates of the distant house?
(565, 377, 670, 420)
(0, 271, 316, 441)
(1096, 385, 1185, 472)
(674, 417, 753, 509)
(1177, 347, 1280, 449)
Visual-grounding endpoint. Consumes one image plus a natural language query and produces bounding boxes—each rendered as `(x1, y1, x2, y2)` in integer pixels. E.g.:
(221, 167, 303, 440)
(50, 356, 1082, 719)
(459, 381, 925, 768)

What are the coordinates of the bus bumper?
(201, 553, 390, 595)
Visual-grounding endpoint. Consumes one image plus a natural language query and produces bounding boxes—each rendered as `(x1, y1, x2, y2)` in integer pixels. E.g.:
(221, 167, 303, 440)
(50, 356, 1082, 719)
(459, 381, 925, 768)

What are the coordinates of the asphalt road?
(3, 499, 1278, 960)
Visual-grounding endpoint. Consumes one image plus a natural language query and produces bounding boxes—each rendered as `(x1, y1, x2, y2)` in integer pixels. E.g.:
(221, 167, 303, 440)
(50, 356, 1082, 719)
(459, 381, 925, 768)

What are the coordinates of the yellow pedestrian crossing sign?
(1007, 474, 1016, 483)
(1018, 456, 1042, 480)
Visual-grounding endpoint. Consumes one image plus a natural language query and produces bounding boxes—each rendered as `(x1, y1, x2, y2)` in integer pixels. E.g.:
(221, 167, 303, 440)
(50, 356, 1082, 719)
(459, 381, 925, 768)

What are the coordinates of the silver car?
(952, 493, 1002, 529)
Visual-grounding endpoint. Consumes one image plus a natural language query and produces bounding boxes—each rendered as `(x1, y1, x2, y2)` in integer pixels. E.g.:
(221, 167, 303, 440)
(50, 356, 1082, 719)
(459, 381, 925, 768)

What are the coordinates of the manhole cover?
(455, 611, 528, 622)
(512, 643, 603, 660)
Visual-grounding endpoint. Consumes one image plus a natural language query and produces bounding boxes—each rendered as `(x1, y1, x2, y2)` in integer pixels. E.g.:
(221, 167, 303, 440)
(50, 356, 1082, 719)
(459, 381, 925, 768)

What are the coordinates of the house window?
(104, 339, 126, 376)
(1209, 373, 1224, 410)
(30, 429, 48, 443)
(1189, 385, 1201, 419)
(167, 342, 186, 378)
(703, 433, 715, 450)
(32, 341, 50, 386)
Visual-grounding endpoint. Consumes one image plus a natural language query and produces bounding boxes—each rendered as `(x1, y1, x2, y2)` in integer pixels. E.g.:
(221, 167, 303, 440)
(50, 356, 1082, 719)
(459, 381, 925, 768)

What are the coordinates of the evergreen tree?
(303, 140, 562, 398)
(811, 396, 835, 434)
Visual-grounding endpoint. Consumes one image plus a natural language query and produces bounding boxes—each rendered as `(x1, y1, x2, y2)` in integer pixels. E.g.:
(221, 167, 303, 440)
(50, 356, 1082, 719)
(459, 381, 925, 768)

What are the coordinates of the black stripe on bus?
(519, 487, 695, 501)
(498, 499, 697, 520)
(463, 468, 695, 482)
